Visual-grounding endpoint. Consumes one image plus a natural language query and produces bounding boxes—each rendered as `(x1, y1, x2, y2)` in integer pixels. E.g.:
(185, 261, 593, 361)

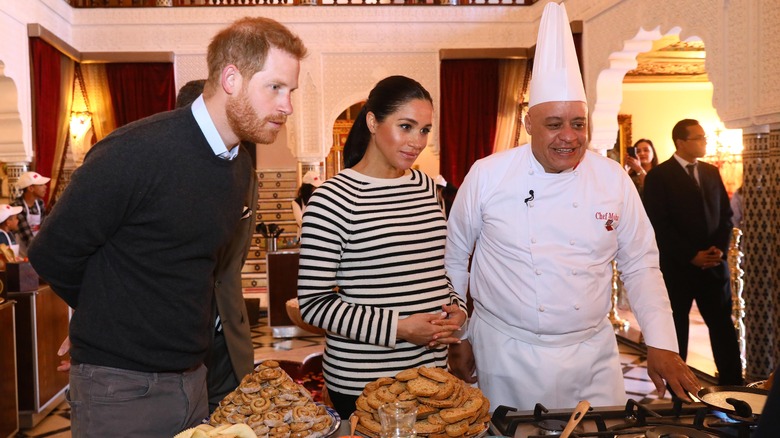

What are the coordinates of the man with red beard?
(445, 3, 699, 411)
(28, 17, 306, 437)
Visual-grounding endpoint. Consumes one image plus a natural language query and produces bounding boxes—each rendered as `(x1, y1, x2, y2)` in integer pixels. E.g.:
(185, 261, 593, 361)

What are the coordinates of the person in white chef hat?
(445, 1, 701, 411)
(292, 170, 322, 240)
(12, 171, 50, 257)
(0, 204, 24, 259)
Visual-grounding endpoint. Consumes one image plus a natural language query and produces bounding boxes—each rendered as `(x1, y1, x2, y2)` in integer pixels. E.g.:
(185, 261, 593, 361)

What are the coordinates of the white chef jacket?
(445, 145, 678, 409)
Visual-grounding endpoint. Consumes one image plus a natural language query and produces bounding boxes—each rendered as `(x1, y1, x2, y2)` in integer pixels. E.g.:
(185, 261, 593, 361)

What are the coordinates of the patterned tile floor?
(15, 307, 715, 437)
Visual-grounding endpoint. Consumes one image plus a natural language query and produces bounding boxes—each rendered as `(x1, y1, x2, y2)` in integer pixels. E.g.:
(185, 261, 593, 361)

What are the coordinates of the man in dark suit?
(644, 118, 743, 385)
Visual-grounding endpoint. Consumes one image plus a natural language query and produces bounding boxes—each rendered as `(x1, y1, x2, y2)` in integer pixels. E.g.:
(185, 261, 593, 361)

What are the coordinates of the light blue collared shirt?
(191, 94, 239, 160)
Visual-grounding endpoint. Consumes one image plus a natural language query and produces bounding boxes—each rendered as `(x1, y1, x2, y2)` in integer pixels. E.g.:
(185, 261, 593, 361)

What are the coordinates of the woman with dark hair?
(297, 75, 468, 419)
(625, 138, 658, 198)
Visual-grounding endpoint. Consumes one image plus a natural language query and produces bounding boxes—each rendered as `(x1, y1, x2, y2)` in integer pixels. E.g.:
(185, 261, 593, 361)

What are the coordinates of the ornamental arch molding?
(582, 0, 733, 152)
(0, 60, 26, 163)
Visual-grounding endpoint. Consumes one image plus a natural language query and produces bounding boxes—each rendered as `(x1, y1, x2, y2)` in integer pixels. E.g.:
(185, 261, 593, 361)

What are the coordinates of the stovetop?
(488, 399, 758, 438)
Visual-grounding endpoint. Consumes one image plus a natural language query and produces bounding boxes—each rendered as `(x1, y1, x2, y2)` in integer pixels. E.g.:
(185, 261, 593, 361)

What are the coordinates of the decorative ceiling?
(624, 35, 707, 82)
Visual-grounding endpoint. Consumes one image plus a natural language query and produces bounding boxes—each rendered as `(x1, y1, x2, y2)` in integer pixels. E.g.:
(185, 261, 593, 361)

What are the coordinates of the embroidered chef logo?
(595, 211, 620, 231)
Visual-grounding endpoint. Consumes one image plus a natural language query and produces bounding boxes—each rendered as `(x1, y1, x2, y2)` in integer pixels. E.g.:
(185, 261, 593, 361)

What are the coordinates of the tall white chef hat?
(528, 2, 587, 108)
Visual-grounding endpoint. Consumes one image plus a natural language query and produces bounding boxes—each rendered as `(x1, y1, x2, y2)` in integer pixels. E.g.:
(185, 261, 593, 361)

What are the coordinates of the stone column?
(741, 125, 778, 382)
(5, 162, 28, 200)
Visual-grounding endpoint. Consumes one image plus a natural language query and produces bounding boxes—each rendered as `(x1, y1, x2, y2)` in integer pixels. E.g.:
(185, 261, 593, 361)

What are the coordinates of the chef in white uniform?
(444, 2, 701, 411)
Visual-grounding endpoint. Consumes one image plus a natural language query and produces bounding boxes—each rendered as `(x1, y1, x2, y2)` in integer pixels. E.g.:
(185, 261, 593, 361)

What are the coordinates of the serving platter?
(354, 422, 487, 438)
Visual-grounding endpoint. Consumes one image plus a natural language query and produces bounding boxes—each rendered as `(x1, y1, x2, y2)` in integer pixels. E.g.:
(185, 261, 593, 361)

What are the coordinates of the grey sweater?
(29, 107, 250, 372)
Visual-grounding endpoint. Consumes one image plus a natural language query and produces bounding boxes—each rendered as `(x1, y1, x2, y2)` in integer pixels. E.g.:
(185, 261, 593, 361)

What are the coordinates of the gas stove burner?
(644, 425, 715, 438)
(490, 400, 757, 438)
(536, 418, 565, 435)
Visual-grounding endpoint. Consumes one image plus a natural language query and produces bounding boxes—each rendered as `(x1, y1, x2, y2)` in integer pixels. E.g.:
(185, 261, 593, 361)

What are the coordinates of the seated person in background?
(625, 138, 658, 199)
(0, 204, 24, 258)
(292, 170, 322, 240)
(12, 171, 50, 257)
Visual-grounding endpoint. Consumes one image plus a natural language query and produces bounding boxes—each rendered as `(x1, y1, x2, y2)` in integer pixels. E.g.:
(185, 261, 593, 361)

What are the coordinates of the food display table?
(0, 299, 19, 438)
(266, 250, 309, 338)
(9, 285, 70, 428)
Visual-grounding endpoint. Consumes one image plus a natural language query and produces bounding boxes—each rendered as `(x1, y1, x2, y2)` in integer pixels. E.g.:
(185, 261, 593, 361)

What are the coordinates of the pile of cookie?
(354, 366, 490, 437)
(209, 360, 334, 438)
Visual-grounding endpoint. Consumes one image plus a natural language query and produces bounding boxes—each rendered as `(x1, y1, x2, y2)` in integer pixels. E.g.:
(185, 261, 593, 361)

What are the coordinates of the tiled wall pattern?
(742, 128, 779, 382)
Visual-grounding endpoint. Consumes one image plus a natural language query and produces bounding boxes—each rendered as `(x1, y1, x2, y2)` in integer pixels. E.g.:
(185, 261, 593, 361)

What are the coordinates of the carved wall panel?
(2, 0, 778, 167)
(320, 51, 439, 159)
(175, 54, 208, 90)
(755, 2, 780, 124)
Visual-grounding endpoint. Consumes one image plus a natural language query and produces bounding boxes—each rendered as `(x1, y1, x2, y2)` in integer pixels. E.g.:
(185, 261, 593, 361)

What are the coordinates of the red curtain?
(106, 63, 176, 128)
(29, 38, 63, 193)
(439, 59, 500, 188)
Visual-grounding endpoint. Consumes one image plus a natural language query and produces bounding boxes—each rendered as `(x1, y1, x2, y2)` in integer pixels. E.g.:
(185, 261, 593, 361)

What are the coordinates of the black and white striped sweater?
(297, 168, 466, 396)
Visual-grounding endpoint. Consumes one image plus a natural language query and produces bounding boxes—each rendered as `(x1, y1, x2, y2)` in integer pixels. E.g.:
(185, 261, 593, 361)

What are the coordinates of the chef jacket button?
(574, 170, 579, 176)
(571, 270, 577, 276)
(529, 169, 535, 175)
(538, 306, 545, 312)
(574, 304, 580, 310)
(535, 269, 542, 275)
(531, 238, 537, 244)
(572, 202, 579, 208)
(569, 239, 575, 245)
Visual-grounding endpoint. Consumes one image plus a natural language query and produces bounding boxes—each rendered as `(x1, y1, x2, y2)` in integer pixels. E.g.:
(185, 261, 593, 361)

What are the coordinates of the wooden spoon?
(560, 400, 590, 438)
